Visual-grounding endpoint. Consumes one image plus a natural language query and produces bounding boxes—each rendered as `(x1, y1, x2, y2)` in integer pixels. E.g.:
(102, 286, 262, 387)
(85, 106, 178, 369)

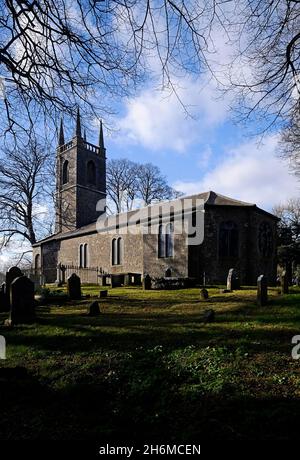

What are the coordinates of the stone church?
(32, 111, 278, 286)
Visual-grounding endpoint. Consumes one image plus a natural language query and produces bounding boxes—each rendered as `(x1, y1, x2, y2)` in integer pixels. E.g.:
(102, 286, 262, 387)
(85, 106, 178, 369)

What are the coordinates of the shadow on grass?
(0, 358, 300, 440)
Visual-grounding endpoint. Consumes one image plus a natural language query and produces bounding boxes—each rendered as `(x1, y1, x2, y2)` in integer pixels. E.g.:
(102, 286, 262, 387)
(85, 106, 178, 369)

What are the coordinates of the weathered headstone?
(99, 290, 108, 298)
(5, 266, 23, 310)
(143, 274, 152, 290)
(281, 270, 289, 294)
(200, 288, 209, 300)
(67, 273, 81, 300)
(227, 268, 240, 291)
(257, 274, 268, 306)
(124, 274, 131, 286)
(88, 301, 100, 316)
(10, 275, 35, 324)
(203, 309, 215, 323)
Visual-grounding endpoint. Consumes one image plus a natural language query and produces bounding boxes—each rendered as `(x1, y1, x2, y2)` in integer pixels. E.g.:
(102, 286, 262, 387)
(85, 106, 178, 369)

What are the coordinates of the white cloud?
(174, 135, 299, 210)
(115, 75, 230, 153)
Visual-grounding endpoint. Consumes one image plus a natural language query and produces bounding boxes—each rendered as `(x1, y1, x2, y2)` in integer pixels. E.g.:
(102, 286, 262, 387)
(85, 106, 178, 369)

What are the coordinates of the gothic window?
(219, 221, 239, 258)
(87, 160, 96, 185)
(79, 244, 84, 268)
(34, 254, 40, 274)
(83, 243, 89, 268)
(166, 223, 174, 257)
(158, 223, 174, 258)
(158, 224, 165, 258)
(258, 222, 273, 257)
(62, 160, 69, 184)
(112, 237, 123, 265)
(118, 237, 123, 265)
(79, 244, 89, 268)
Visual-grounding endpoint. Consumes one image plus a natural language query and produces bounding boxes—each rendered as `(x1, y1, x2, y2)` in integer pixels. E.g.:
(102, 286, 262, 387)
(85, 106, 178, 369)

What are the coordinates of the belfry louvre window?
(79, 243, 89, 268)
(112, 237, 123, 265)
(87, 160, 96, 185)
(62, 160, 69, 184)
(158, 223, 174, 258)
(219, 221, 239, 258)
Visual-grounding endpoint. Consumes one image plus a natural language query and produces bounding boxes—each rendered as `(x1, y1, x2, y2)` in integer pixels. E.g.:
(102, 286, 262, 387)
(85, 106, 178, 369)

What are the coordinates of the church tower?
(55, 109, 106, 233)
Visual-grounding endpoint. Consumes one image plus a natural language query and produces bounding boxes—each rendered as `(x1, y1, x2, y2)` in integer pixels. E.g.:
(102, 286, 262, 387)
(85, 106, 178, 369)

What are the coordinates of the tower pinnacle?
(58, 118, 65, 146)
(99, 120, 105, 150)
(75, 107, 82, 138)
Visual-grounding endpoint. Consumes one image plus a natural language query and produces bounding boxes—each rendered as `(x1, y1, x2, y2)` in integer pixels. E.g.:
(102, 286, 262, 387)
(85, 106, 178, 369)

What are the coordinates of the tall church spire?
(99, 119, 104, 150)
(75, 107, 82, 138)
(58, 118, 65, 146)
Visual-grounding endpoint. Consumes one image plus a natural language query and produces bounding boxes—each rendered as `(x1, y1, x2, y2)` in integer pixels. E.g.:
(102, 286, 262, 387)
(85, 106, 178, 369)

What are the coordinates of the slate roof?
(33, 191, 277, 246)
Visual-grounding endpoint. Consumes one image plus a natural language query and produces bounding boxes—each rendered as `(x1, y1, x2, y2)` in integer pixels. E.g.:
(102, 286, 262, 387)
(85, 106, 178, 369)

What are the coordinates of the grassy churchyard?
(1, 285, 300, 440)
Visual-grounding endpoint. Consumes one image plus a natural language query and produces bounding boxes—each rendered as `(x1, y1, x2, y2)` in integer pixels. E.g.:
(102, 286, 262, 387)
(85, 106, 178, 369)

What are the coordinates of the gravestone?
(0, 283, 7, 312)
(227, 268, 240, 291)
(88, 301, 100, 316)
(281, 270, 289, 294)
(5, 266, 23, 310)
(200, 288, 209, 300)
(143, 274, 152, 290)
(124, 274, 131, 286)
(10, 275, 35, 324)
(257, 275, 268, 306)
(203, 309, 215, 323)
(99, 290, 108, 298)
(111, 274, 123, 288)
(67, 273, 81, 300)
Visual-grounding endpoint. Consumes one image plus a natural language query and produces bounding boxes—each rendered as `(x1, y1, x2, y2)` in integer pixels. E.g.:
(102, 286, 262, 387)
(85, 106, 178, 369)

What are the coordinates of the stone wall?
(56, 229, 144, 276)
(189, 206, 277, 285)
(143, 228, 188, 279)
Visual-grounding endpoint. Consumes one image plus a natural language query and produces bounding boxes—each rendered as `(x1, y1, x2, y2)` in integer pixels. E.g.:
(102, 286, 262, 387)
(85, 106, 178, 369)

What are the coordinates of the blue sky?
(97, 76, 298, 212)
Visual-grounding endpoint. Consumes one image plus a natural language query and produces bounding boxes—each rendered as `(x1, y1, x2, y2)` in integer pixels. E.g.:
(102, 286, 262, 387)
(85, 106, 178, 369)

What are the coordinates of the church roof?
(33, 190, 277, 246)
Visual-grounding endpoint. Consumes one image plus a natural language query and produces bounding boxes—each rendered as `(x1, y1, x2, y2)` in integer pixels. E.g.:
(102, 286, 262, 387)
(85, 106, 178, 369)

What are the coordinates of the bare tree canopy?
(1, 1, 299, 136)
(0, 138, 53, 249)
(279, 111, 300, 178)
(107, 158, 181, 212)
(0, 0, 211, 136)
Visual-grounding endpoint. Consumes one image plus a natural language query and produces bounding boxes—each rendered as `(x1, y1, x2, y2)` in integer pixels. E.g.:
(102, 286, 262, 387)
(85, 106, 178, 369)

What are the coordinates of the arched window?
(79, 244, 84, 268)
(83, 243, 89, 268)
(258, 222, 273, 257)
(34, 254, 40, 274)
(158, 224, 165, 258)
(112, 238, 118, 265)
(87, 160, 96, 185)
(219, 221, 239, 258)
(165, 223, 174, 257)
(62, 160, 69, 184)
(112, 237, 123, 265)
(117, 237, 123, 265)
(158, 223, 174, 258)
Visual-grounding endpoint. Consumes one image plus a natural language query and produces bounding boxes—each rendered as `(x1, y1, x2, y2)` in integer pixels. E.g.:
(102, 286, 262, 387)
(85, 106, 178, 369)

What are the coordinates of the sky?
(103, 75, 299, 212)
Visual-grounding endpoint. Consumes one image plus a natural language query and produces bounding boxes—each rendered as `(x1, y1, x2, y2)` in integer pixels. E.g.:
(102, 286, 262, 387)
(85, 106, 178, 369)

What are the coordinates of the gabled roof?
(33, 190, 278, 246)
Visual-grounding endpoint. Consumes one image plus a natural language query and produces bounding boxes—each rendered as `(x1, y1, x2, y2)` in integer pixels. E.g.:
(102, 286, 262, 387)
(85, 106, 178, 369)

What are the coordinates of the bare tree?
(273, 197, 300, 280)
(0, 139, 53, 251)
(136, 163, 179, 206)
(279, 110, 300, 178)
(0, 0, 213, 137)
(106, 159, 138, 213)
(106, 158, 181, 212)
(220, 1, 300, 132)
(273, 198, 300, 244)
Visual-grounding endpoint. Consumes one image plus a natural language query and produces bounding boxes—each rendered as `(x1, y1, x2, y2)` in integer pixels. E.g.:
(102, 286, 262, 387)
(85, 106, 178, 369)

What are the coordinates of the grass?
(0, 285, 300, 440)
